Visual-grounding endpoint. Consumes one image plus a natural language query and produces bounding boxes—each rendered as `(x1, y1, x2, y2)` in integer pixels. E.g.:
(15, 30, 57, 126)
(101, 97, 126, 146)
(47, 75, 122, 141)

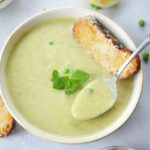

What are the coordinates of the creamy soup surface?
(6, 18, 134, 137)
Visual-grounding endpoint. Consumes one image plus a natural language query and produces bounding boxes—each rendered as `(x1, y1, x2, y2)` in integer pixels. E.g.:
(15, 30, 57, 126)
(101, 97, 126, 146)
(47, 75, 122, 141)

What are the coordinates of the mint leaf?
(52, 70, 59, 78)
(51, 69, 90, 95)
(63, 67, 70, 74)
(65, 79, 79, 95)
(71, 69, 90, 84)
(51, 70, 69, 90)
(53, 76, 69, 90)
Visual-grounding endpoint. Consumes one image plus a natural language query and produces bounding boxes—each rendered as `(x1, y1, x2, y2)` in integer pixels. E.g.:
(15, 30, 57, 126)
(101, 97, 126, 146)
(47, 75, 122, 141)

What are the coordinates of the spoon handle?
(115, 35, 150, 79)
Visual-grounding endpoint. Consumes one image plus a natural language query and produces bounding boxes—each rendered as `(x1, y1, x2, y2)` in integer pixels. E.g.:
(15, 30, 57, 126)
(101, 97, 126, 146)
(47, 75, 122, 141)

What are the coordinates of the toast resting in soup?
(0, 97, 15, 137)
(72, 16, 141, 79)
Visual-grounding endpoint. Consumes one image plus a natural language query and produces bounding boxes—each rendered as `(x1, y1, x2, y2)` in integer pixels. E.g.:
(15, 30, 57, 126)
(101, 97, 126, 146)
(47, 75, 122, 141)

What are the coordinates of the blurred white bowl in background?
(100, 146, 134, 150)
(0, 0, 13, 10)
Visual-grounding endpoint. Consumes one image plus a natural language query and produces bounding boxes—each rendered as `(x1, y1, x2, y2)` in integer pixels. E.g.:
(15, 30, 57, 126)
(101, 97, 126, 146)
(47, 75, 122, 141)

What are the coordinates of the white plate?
(0, 0, 13, 10)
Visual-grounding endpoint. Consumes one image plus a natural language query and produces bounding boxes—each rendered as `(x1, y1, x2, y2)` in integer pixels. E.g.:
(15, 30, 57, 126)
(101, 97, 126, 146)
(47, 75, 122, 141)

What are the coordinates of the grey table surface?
(0, 0, 150, 150)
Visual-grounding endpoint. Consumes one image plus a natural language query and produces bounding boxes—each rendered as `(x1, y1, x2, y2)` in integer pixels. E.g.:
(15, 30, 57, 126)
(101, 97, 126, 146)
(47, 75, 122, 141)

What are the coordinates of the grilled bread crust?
(0, 97, 15, 137)
(73, 16, 140, 79)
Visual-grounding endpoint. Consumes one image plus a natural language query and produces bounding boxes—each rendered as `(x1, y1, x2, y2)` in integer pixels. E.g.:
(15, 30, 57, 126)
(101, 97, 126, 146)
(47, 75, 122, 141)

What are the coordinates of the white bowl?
(101, 146, 134, 150)
(0, 7, 143, 144)
(0, 0, 13, 10)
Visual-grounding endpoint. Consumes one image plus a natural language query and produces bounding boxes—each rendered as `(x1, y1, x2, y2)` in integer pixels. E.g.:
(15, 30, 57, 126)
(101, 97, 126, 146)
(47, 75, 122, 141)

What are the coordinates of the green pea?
(86, 88, 94, 94)
(138, 19, 145, 27)
(90, 3, 102, 10)
(142, 51, 149, 62)
(48, 41, 54, 45)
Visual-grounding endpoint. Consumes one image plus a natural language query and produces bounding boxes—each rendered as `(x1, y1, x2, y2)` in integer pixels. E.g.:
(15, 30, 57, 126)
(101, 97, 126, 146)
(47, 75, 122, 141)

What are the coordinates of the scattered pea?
(142, 51, 149, 62)
(86, 88, 94, 94)
(90, 3, 102, 10)
(138, 19, 145, 27)
(48, 41, 54, 45)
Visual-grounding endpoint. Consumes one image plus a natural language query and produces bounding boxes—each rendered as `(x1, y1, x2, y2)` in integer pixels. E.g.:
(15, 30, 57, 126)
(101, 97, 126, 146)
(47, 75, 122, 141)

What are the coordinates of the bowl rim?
(0, 7, 143, 144)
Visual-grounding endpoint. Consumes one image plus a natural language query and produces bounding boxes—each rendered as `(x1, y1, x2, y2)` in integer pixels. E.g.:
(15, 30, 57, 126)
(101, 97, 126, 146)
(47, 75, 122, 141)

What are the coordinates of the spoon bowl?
(72, 78, 117, 120)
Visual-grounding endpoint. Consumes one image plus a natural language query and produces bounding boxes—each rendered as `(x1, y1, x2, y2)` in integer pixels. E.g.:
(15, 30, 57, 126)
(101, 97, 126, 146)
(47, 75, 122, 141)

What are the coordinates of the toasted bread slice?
(0, 96, 15, 137)
(73, 16, 140, 79)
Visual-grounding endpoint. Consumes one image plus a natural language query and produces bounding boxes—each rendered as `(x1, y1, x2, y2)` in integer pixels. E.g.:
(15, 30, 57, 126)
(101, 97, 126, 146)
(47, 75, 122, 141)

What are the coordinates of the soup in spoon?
(72, 79, 115, 120)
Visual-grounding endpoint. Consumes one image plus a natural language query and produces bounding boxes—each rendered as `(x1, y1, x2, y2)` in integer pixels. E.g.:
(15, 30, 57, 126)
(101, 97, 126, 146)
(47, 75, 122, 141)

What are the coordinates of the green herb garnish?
(48, 41, 54, 45)
(63, 67, 70, 74)
(138, 19, 145, 27)
(64, 79, 80, 95)
(142, 51, 149, 62)
(71, 70, 90, 84)
(90, 3, 102, 10)
(51, 70, 68, 90)
(51, 69, 90, 95)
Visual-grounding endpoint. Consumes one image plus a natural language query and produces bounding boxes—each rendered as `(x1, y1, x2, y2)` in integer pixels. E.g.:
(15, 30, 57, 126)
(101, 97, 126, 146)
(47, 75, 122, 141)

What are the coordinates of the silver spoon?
(104, 34, 150, 104)
(72, 35, 150, 120)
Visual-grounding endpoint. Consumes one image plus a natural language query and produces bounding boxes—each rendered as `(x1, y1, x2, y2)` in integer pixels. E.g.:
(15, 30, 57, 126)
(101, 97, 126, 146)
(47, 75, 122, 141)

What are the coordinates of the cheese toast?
(0, 97, 15, 137)
(73, 16, 140, 79)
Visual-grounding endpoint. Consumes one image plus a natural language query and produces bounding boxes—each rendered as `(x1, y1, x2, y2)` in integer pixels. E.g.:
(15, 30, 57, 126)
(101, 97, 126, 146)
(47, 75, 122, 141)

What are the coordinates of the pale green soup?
(6, 18, 134, 137)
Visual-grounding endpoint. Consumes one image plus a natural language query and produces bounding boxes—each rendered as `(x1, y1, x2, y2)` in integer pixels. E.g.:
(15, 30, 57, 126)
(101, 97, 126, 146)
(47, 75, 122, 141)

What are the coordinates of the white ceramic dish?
(0, 0, 13, 10)
(0, 7, 143, 144)
(100, 146, 134, 150)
